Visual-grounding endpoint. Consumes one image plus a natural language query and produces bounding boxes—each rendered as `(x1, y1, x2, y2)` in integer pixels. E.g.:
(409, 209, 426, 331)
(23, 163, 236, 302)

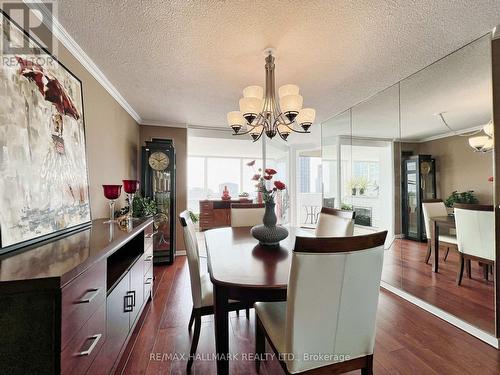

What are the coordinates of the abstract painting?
(0, 11, 91, 252)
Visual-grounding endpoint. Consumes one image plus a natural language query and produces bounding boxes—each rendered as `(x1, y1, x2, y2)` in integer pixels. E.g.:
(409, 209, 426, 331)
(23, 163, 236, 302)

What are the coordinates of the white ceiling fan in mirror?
(226, 48, 315, 142)
(437, 112, 493, 153)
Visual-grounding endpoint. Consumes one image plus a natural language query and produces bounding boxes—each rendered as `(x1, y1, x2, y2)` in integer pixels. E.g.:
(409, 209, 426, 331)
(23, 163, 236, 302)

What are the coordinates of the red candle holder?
(123, 180, 140, 217)
(102, 184, 122, 223)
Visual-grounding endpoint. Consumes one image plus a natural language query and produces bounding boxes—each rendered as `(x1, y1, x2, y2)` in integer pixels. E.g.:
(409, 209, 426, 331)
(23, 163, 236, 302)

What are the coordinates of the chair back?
(454, 204, 494, 261)
(230, 203, 265, 227)
(179, 211, 203, 308)
(421, 199, 448, 239)
(285, 231, 387, 373)
(315, 207, 355, 237)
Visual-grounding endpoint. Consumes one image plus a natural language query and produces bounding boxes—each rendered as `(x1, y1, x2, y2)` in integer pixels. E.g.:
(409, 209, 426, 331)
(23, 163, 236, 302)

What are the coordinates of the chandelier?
(468, 121, 494, 152)
(226, 50, 315, 142)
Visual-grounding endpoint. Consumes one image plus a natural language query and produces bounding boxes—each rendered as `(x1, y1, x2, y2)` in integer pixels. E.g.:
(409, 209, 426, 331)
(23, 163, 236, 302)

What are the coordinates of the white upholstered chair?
(454, 204, 495, 285)
(230, 203, 265, 227)
(314, 207, 355, 237)
(179, 211, 249, 370)
(422, 199, 457, 263)
(255, 231, 387, 375)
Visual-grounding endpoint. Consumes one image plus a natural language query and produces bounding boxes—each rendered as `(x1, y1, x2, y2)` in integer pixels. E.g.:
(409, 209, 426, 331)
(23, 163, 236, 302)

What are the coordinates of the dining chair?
(254, 231, 387, 375)
(454, 204, 494, 286)
(422, 199, 457, 263)
(230, 203, 265, 227)
(314, 207, 355, 237)
(179, 211, 250, 371)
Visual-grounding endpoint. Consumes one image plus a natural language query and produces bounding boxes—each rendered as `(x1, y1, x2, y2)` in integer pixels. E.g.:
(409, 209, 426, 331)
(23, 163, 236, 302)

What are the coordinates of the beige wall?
(42, 24, 140, 219)
(404, 136, 494, 204)
(139, 126, 187, 251)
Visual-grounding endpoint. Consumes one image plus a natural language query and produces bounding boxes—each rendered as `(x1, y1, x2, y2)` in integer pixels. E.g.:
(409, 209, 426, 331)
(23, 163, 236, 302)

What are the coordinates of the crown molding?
(402, 124, 486, 143)
(24, 0, 142, 123)
(140, 120, 188, 128)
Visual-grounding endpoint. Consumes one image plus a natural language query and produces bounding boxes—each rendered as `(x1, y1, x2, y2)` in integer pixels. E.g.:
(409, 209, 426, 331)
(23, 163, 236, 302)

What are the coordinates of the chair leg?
(187, 314, 201, 371)
(425, 241, 431, 264)
(236, 309, 240, 316)
(456, 254, 464, 286)
(444, 247, 450, 262)
(466, 259, 472, 279)
(361, 355, 374, 375)
(255, 315, 265, 373)
(245, 308, 250, 320)
(188, 308, 195, 331)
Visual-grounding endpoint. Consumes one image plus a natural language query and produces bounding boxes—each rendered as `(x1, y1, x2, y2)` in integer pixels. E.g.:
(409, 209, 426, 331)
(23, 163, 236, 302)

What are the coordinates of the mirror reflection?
(321, 34, 494, 334)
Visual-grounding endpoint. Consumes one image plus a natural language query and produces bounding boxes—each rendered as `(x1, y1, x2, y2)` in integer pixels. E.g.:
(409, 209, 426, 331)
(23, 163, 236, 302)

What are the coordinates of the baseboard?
(381, 281, 499, 349)
(176, 250, 187, 256)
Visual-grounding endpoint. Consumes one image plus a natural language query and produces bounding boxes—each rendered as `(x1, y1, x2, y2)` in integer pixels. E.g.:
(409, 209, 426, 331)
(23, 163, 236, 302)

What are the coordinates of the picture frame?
(0, 9, 92, 255)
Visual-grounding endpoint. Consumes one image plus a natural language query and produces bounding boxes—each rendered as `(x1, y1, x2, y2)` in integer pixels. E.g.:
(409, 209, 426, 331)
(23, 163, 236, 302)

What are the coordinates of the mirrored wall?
(322, 34, 495, 335)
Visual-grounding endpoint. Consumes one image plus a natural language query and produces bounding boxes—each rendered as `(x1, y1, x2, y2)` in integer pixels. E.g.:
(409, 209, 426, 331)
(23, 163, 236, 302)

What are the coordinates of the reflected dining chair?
(314, 207, 355, 237)
(454, 204, 495, 286)
(230, 203, 265, 227)
(255, 231, 387, 375)
(179, 211, 250, 371)
(422, 199, 457, 263)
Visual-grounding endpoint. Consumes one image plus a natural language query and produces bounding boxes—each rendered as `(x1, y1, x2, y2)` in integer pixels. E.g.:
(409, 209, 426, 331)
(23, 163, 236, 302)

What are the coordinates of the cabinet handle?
(124, 294, 133, 312)
(145, 255, 153, 261)
(127, 290, 136, 307)
(144, 277, 153, 285)
(76, 334, 102, 356)
(76, 288, 100, 304)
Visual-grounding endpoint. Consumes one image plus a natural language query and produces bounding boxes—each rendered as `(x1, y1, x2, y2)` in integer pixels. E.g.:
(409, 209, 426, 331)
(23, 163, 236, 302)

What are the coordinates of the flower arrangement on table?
(247, 160, 287, 203)
(246, 161, 289, 246)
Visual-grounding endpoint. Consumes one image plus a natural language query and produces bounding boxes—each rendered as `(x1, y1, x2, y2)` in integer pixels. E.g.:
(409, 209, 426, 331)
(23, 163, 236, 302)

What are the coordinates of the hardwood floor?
(383, 239, 495, 333)
(118, 255, 500, 375)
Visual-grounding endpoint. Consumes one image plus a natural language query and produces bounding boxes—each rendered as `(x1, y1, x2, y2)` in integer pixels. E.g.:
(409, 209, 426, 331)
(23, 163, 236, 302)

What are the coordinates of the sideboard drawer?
(61, 302, 105, 375)
(61, 260, 106, 350)
(144, 265, 153, 302)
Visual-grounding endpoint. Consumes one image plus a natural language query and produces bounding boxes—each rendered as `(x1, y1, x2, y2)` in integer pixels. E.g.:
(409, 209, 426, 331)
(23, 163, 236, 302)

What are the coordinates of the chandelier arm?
(280, 122, 311, 134)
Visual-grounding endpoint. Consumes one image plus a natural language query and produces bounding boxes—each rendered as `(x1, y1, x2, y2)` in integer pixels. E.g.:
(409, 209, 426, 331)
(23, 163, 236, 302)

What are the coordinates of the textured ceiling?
(53, 0, 500, 129)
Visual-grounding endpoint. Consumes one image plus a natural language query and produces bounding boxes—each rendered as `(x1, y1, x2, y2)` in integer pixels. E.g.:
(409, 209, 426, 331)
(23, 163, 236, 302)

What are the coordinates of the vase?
(251, 201, 289, 246)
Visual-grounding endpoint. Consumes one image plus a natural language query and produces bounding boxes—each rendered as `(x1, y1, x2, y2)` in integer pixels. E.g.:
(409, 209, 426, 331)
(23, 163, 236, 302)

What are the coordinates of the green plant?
(341, 203, 353, 211)
(132, 195, 157, 218)
(189, 211, 199, 224)
(357, 176, 368, 190)
(444, 190, 478, 208)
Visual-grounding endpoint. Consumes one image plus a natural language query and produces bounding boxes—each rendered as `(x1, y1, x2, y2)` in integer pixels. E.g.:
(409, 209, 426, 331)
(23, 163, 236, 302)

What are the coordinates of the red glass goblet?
(102, 184, 122, 223)
(122, 180, 140, 216)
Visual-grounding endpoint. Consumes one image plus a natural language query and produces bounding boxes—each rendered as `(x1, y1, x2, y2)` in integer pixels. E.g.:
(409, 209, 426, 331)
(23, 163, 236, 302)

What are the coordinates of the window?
(206, 158, 241, 198)
(187, 157, 205, 212)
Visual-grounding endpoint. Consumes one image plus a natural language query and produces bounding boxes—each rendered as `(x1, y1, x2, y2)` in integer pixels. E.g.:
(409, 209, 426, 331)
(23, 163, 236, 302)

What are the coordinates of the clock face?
(149, 151, 169, 171)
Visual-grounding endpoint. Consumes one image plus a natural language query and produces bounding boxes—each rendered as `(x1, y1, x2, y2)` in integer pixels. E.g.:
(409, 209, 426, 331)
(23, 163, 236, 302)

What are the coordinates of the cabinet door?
(213, 209, 230, 227)
(88, 274, 130, 374)
(129, 259, 144, 328)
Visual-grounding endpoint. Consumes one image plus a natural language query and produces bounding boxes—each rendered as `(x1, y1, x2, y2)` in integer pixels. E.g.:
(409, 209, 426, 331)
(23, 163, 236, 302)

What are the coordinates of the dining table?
(429, 215, 456, 273)
(205, 226, 311, 375)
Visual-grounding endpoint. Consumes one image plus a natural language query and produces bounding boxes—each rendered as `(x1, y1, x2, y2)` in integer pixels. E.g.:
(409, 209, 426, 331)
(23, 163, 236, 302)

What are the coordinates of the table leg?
(432, 221, 440, 273)
(214, 285, 229, 375)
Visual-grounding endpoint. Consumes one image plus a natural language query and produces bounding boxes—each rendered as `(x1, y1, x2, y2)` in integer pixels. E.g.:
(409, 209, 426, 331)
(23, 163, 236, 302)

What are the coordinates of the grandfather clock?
(141, 139, 176, 264)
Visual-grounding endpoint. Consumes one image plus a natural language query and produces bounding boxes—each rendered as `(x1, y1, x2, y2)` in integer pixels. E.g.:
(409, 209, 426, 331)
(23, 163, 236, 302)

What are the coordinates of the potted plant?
(348, 178, 358, 196)
(444, 190, 479, 208)
(358, 177, 368, 195)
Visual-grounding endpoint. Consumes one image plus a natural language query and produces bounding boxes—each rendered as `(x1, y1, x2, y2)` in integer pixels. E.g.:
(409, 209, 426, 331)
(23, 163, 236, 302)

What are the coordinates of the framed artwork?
(0, 10, 91, 254)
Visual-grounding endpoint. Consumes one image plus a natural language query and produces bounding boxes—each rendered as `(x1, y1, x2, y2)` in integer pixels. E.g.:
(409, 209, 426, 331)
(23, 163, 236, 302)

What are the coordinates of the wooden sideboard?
(0, 218, 154, 375)
(199, 199, 253, 231)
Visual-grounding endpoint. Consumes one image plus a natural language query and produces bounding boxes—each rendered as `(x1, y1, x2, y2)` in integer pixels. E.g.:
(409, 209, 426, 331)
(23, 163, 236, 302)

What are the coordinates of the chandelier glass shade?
(227, 52, 315, 141)
(468, 121, 494, 152)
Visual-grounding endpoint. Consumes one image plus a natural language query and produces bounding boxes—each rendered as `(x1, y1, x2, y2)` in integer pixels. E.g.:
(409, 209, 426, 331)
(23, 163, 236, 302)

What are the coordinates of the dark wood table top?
(205, 226, 313, 289)
(0, 217, 153, 287)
